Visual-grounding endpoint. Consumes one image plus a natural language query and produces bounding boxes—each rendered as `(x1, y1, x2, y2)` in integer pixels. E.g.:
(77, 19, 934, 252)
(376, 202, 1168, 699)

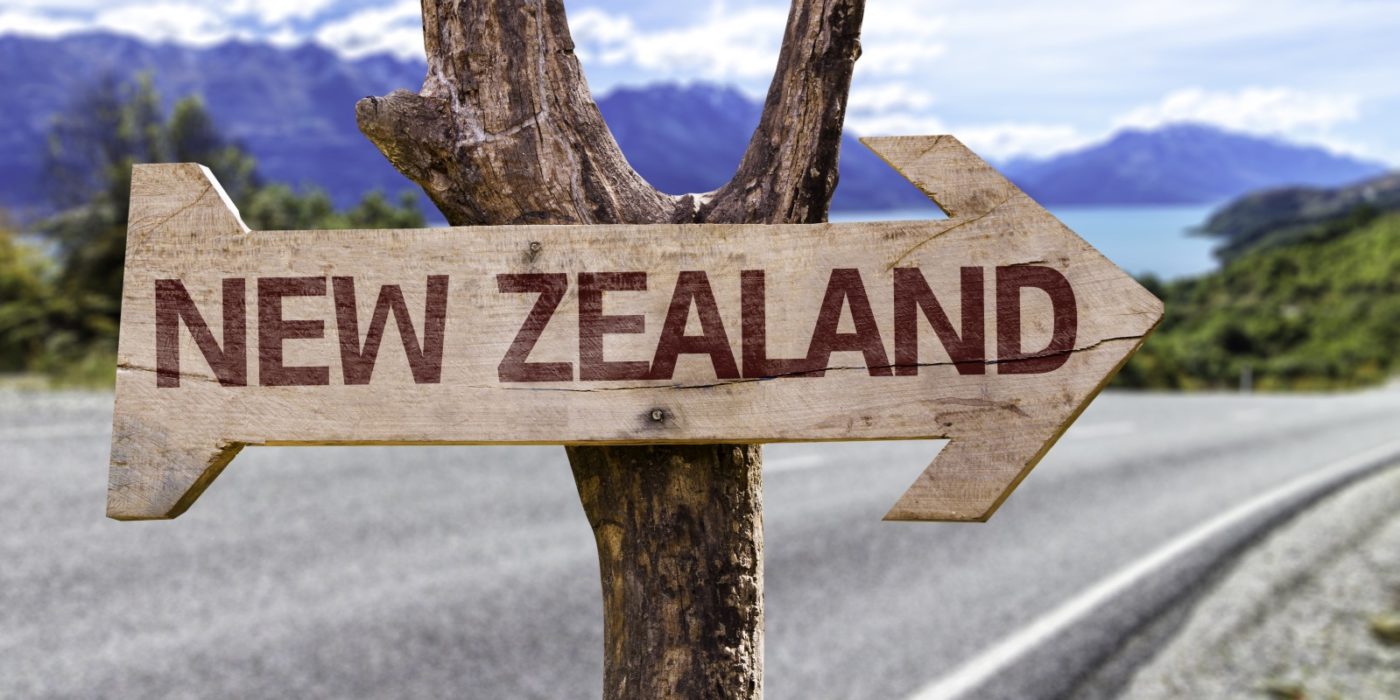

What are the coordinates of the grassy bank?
(1117, 213, 1400, 390)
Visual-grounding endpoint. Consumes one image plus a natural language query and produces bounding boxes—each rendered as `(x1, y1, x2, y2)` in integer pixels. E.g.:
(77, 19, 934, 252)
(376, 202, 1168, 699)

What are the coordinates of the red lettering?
(497, 273, 572, 382)
(155, 278, 247, 387)
(804, 269, 891, 377)
(893, 267, 985, 375)
(741, 270, 813, 378)
(258, 277, 329, 387)
(996, 265, 1077, 374)
(579, 272, 650, 381)
(648, 271, 739, 380)
(333, 276, 449, 385)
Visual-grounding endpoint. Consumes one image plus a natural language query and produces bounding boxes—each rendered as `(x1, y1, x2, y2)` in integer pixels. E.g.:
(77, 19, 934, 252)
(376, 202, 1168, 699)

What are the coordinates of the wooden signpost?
(107, 135, 1161, 523)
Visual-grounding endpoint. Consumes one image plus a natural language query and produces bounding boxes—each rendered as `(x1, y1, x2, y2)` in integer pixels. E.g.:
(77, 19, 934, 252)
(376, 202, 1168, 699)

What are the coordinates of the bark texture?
(356, 1, 864, 697)
(567, 445, 765, 698)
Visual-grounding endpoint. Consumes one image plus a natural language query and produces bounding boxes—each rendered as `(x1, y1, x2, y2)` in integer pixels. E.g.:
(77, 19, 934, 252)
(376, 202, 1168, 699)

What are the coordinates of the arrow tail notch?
(109, 164, 251, 520)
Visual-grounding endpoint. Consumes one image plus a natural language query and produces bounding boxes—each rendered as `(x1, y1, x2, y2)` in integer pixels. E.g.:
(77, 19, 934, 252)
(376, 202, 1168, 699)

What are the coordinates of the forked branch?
(356, 0, 679, 225)
(357, 0, 866, 228)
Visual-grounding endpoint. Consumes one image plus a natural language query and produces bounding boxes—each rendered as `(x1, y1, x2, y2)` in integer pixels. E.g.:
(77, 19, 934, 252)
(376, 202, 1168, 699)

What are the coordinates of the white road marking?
(1063, 420, 1136, 440)
(0, 423, 110, 442)
(905, 437, 1400, 700)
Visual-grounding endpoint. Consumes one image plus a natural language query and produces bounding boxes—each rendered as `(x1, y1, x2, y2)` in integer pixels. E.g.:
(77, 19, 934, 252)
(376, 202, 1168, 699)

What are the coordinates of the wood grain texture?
(108, 136, 1161, 523)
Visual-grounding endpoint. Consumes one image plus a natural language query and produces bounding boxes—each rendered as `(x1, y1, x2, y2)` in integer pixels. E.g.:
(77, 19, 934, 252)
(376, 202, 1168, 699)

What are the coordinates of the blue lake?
(831, 204, 1220, 280)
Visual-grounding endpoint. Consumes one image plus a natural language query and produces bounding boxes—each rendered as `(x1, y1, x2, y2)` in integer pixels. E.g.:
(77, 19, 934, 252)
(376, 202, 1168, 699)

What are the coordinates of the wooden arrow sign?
(107, 135, 1162, 522)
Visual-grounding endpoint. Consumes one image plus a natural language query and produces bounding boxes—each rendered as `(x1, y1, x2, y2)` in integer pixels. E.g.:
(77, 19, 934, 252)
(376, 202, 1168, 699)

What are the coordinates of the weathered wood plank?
(108, 136, 1161, 522)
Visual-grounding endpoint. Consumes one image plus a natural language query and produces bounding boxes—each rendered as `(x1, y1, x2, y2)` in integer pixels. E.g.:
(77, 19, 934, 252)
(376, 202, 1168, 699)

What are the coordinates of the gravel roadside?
(1116, 464, 1400, 699)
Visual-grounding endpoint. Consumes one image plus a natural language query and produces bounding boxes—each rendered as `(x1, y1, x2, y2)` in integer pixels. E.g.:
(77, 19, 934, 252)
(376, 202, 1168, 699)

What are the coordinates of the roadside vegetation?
(1118, 206, 1400, 390)
(0, 76, 424, 386)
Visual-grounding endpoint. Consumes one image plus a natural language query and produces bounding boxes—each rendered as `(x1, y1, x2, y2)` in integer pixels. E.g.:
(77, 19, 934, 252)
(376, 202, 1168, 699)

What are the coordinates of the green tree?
(26, 75, 424, 383)
(0, 216, 56, 372)
(1118, 213, 1400, 391)
(43, 75, 261, 319)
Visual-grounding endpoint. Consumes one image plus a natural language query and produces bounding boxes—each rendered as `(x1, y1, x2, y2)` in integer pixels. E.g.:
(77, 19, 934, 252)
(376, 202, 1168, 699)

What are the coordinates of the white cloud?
(927, 88, 1365, 163)
(0, 0, 341, 50)
(953, 123, 1094, 161)
(569, 7, 634, 45)
(845, 111, 945, 137)
(90, 3, 230, 46)
(314, 1, 423, 59)
(0, 10, 89, 37)
(857, 3, 947, 77)
(849, 84, 936, 114)
(846, 110, 1092, 162)
(572, 5, 789, 81)
(844, 83, 1093, 161)
(225, 0, 337, 24)
(0, 3, 252, 47)
(0, 0, 116, 10)
(0, 2, 326, 50)
(1, 0, 335, 21)
(567, 1, 947, 83)
(849, 84, 1370, 162)
(1110, 86, 1376, 158)
(1116, 87, 1361, 135)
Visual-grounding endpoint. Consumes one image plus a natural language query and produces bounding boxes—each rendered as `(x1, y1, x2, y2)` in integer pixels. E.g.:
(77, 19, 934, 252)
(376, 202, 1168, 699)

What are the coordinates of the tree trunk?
(356, 1, 864, 696)
(568, 444, 764, 697)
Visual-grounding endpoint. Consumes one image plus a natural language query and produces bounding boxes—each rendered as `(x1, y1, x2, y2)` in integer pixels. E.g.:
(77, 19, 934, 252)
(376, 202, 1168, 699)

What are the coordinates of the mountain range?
(0, 32, 1388, 219)
(1003, 124, 1386, 206)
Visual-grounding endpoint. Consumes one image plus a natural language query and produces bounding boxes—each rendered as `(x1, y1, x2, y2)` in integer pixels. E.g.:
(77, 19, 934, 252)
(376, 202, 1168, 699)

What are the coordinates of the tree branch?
(701, 0, 866, 225)
(356, 0, 683, 226)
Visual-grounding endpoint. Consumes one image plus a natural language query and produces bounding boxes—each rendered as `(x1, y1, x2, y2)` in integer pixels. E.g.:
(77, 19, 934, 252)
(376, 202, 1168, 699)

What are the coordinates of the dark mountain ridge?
(0, 32, 1388, 219)
(0, 32, 425, 218)
(1001, 123, 1384, 206)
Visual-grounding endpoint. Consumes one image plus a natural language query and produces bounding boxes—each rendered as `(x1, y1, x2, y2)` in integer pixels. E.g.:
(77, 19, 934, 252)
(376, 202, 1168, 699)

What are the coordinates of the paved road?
(2, 387, 1398, 699)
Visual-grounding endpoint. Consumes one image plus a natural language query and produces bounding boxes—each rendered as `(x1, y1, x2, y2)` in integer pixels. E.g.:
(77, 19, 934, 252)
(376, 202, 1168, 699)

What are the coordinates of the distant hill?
(0, 33, 928, 218)
(1199, 172, 1400, 259)
(0, 33, 1388, 218)
(1003, 124, 1386, 206)
(1117, 211, 1400, 391)
(0, 32, 425, 218)
(597, 84, 929, 212)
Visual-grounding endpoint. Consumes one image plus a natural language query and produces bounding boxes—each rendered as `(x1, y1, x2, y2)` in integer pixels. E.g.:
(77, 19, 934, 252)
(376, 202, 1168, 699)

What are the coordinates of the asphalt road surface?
(3, 387, 1399, 699)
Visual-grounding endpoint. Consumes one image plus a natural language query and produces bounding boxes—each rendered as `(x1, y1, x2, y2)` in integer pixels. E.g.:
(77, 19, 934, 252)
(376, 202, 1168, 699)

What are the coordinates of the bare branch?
(356, 0, 682, 226)
(702, 0, 866, 225)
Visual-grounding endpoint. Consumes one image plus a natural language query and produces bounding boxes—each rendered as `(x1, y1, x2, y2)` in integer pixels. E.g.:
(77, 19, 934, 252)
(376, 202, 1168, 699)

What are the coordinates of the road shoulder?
(1110, 465, 1400, 698)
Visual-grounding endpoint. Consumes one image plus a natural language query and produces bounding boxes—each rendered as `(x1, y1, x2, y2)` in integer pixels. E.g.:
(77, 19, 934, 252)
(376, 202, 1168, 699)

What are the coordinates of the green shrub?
(1119, 213, 1400, 390)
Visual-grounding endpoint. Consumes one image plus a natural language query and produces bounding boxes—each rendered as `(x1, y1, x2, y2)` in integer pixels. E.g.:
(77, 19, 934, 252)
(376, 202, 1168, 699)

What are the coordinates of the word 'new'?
(153, 266, 1077, 388)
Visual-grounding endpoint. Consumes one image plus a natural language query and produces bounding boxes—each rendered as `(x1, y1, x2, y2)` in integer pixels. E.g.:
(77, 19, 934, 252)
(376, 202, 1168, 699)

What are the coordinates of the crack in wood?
(116, 334, 1143, 400)
(472, 334, 1143, 394)
(128, 179, 215, 249)
(884, 198, 1006, 270)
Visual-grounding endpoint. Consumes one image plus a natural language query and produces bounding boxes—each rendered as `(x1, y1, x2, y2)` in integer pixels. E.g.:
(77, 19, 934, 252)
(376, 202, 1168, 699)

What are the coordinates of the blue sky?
(3, 0, 1397, 164)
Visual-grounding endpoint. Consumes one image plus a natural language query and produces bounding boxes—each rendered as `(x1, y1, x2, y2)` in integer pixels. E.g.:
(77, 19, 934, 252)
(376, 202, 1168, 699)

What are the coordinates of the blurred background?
(1, 1, 1397, 699)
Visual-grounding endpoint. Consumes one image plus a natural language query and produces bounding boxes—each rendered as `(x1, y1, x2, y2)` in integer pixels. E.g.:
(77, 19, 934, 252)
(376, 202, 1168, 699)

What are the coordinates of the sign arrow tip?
(859, 135, 1164, 522)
